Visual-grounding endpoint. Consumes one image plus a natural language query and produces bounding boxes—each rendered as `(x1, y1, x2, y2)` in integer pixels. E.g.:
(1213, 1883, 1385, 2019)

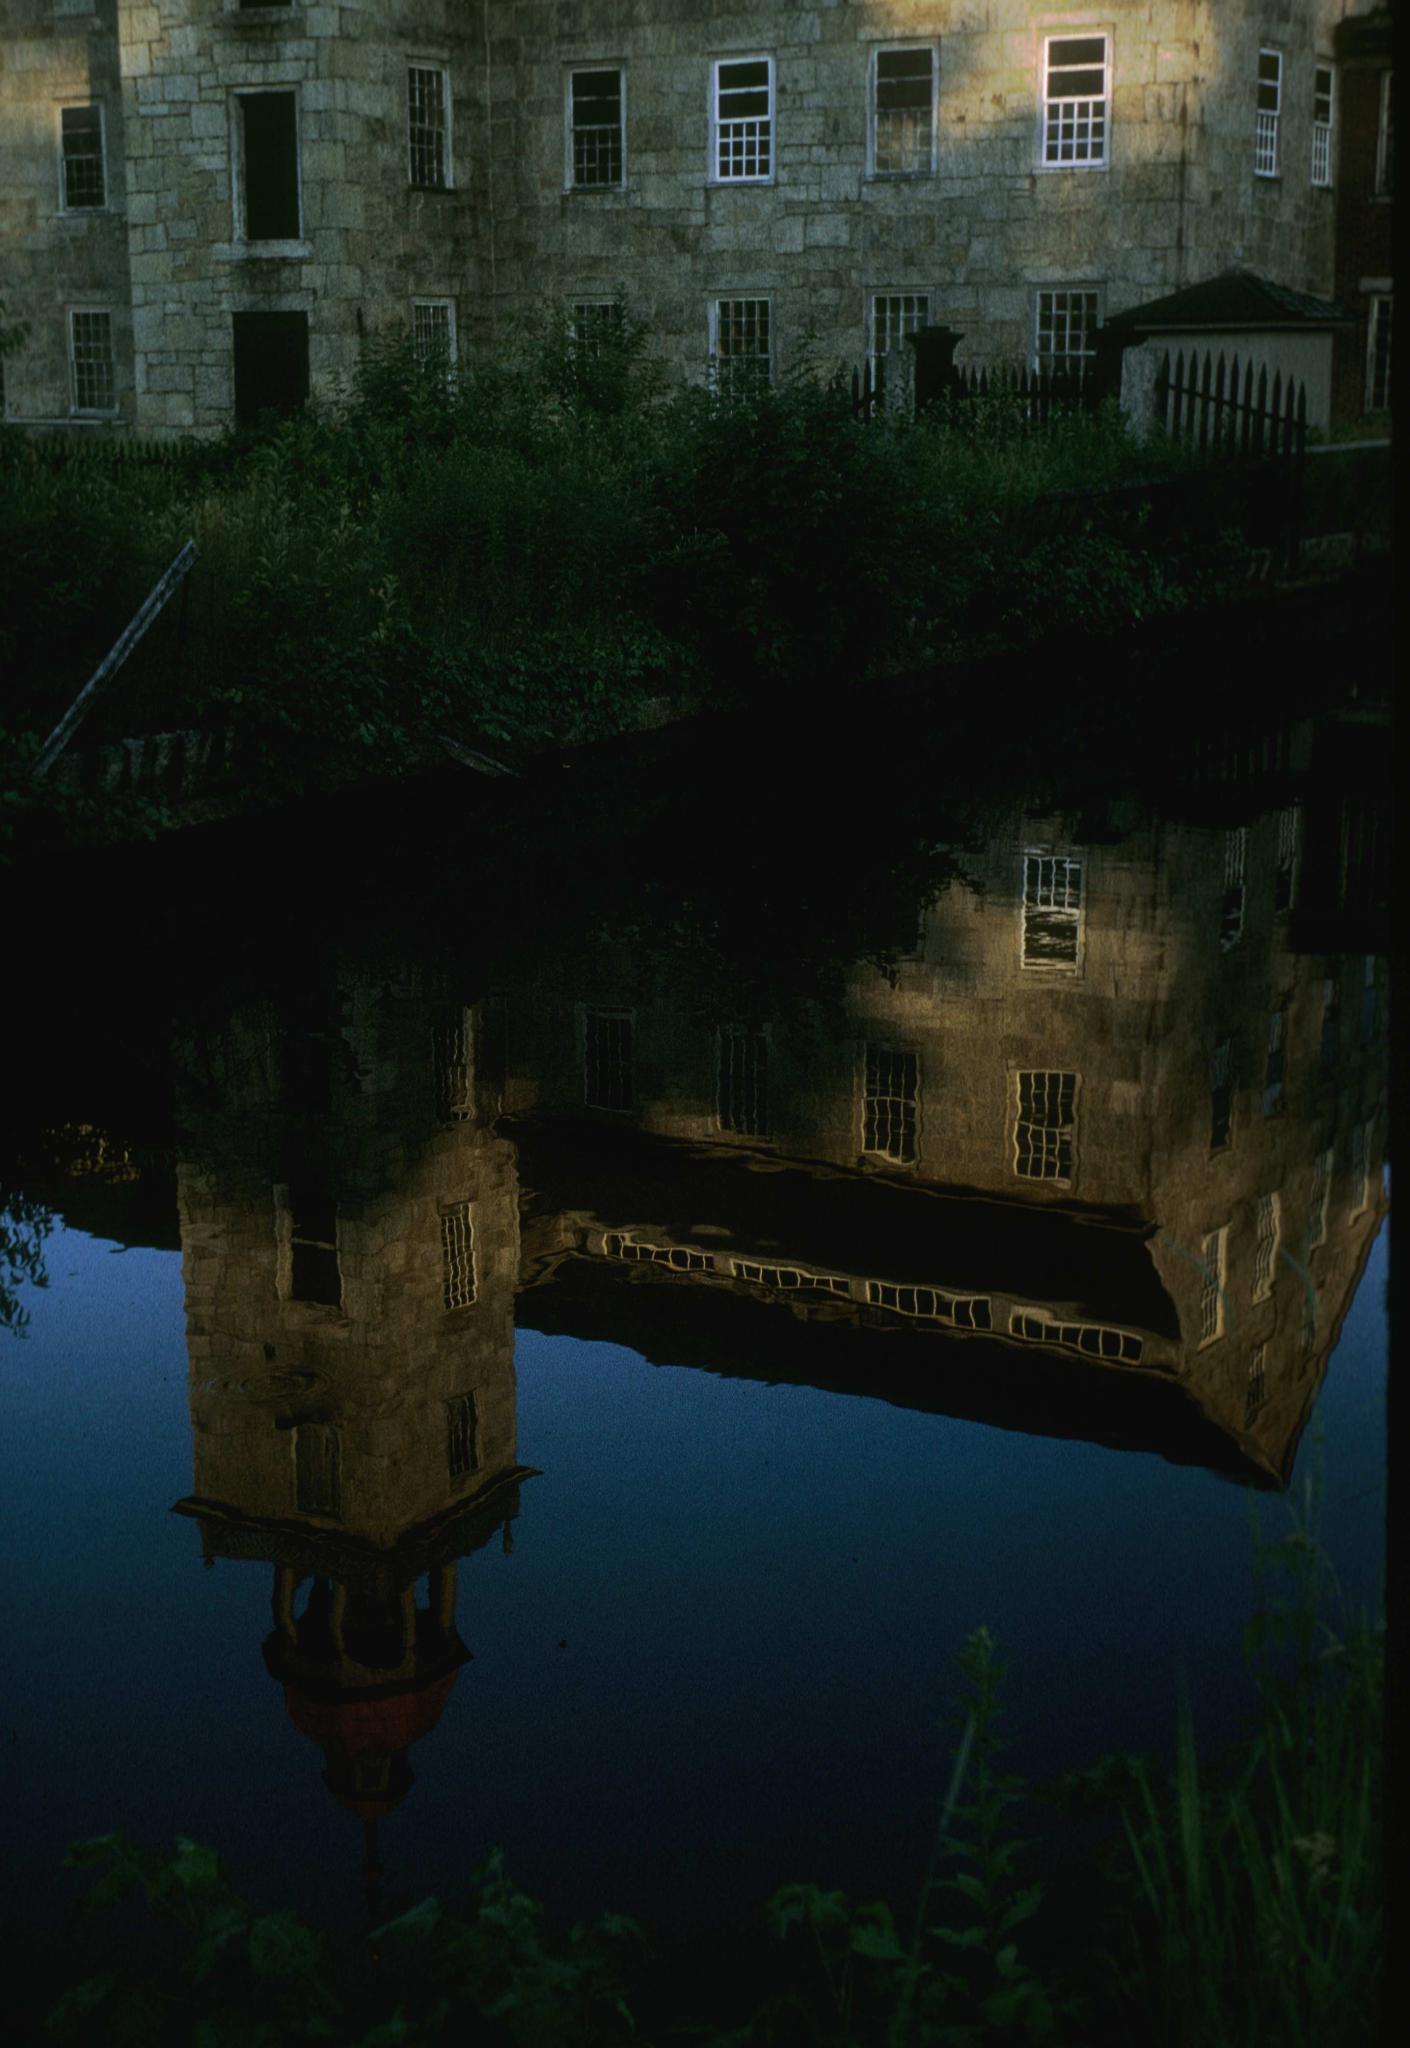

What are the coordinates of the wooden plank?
(31, 539, 198, 781)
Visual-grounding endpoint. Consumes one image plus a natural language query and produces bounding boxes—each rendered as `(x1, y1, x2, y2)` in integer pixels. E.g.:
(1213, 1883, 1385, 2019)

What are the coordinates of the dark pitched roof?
(1105, 270, 1350, 333)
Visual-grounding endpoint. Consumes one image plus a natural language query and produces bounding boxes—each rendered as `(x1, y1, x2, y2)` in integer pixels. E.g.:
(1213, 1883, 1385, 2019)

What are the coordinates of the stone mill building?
(0, 2, 1391, 435)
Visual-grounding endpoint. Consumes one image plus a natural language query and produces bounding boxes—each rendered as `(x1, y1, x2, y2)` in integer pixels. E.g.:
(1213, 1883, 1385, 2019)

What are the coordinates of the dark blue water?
(1, 1211, 1385, 1933)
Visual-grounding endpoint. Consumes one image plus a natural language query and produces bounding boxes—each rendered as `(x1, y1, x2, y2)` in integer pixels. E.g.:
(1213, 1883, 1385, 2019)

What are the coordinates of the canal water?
(0, 722, 1388, 1947)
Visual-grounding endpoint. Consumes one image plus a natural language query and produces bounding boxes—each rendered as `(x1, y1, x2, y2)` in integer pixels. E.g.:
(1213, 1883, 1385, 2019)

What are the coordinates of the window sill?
(216, 239, 311, 259)
(69, 410, 121, 422)
(59, 206, 117, 219)
(408, 183, 457, 196)
(1035, 160, 1110, 174)
(865, 168, 937, 182)
(708, 176, 776, 189)
(563, 183, 629, 197)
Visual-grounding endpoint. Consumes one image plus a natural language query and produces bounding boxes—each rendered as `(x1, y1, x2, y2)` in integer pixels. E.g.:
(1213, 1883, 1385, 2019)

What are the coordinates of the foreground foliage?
(41, 1489, 1380, 2047)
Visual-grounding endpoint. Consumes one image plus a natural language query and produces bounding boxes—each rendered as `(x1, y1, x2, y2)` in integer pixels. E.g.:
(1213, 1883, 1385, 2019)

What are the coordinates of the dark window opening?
(289, 1192, 340, 1306)
(61, 105, 105, 209)
(447, 1393, 479, 1478)
(233, 310, 309, 428)
(295, 1423, 341, 1516)
(241, 91, 300, 239)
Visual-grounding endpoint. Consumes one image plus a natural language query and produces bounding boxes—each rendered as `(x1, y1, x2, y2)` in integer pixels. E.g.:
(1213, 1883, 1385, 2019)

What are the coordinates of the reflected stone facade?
(1, 1, 1356, 433)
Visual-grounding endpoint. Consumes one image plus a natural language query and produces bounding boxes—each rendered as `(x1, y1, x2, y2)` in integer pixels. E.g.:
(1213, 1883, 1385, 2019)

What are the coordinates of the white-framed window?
(567, 66, 625, 189)
(447, 1392, 479, 1477)
(68, 307, 116, 414)
(1220, 827, 1246, 950)
(870, 44, 937, 177)
(1366, 295, 1391, 411)
(1211, 1035, 1233, 1149)
(294, 1423, 341, 1517)
(868, 1282, 991, 1330)
(608, 1235, 715, 1273)
(1255, 49, 1282, 177)
(1311, 65, 1334, 187)
(1263, 1000, 1287, 1115)
(1274, 804, 1300, 912)
(1021, 850, 1084, 970)
(869, 292, 930, 379)
(709, 297, 772, 395)
(1376, 70, 1393, 195)
(440, 1198, 476, 1310)
(1009, 1307, 1143, 1364)
(711, 56, 773, 182)
(584, 1006, 633, 1112)
(1308, 1145, 1332, 1250)
(1034, 288, 1101, 379)
(431, 1002, 472, 1121)
(407, 63, 451, 189)
(862, 1043, 920, 1163)
(718, 1025, 770, 1137)
(58, 102, 106, 210)
(233, 87, 301, 240)
(1245, 1342, 1267, 1424)
(1198, 1227, 1227, 1346)
(1252, 1191, 1280, 1302)
(1013, 1070, 1077, 1184)
(570, 299, 625, 353)
(1041, 34, 1109, 168)
(734, 1258, 852, 1299)
(412, 297, 457, 374)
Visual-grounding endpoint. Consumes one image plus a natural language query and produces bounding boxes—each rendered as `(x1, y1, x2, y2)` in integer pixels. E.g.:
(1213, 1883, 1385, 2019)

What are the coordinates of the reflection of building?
(494, 796, 1386, 1486)
(1, 2, 1361, 433)
(169, 971, 533, 1875)
(1329, 6, 1393, 423)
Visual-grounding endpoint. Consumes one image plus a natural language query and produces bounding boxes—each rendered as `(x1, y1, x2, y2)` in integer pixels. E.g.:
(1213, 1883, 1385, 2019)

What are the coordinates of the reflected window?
(1009, 1307, 1142, 1363)
(447, 1392, 478, 1478)
(1376, 70, 1394, 195)
(1245, 1344, 1267, 1424)
(432, 1005, 473, 1123)
(1014, 1070, 1076, 1182)
(1263, 1000, 1288, 1115)
(1359, 956, 1378, 1044)
(1021, 851, 1083, 969)
(1366, 296, 1392, 412)
(1042, 34, 1109, 167)
(1252, 1192, 1280, 1302)
(1308, 1146, 1332, 1250)
(585, 1007, 633, 1111)
(734, 1259, 853, 1299)
(871, 46, 937, 176)
(1198, 1228, 1227, 1345)
(868, 1282, 991, 1330)
(280, 1189, 341, 1306)
(440, 1199, 476, 1310)
(1211, 1035, 1233, 1149)
(1220, 828, 1246, 950)
(1274, 805, 1300, 912)
(863, 1043, 920, 1163)
(295, 1423, 341, 1516)
(609, 1235, 714, 1272)
(718, 1026, 770, 1137)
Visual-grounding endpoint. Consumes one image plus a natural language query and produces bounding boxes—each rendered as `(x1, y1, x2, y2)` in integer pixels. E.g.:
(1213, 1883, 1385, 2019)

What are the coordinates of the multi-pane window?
(1252, 1191, 1280, 1301)
(1360, 955, 1378, 1044)
(1366, 296, 1392, 412)
(571, 300, 625, 353)
(868, 1282, 991, 1330)
(408, 64, 450, 189)
(1199, 1227, 1227, 1345)
(1263, 1000, 1287, 1115)
(440, 1199, 476, 1310)
(1220, 827, 1246, 950)
(447, 1392, 479, 1478)
(287, 1191, 340, 1306)
(569, 68, 624, 188)
(608, 1235, 714, 1272)
(863, 1043, 920, 1163)
(1010, 1308, 1143, 1363)
(238, 90, 300, 239)
(1042, 35, 1109, 167)
(718, 1026, 770, 1137)
(871, 46, 936, 176)
(1013, 1070, 1077, 1183)
(712, 57, 773, 182)
(1311, 66, 1334, 186)
(1211, 1035, 1233, 1149)
(1308, 1146, 1332, 1250)
(413, 299, 456, 373)
(1274, 804, 1300, 912)
(1245, 1343, 1267, 1425)
(60, 104, 105, 209)
(1021, 852, 1084, 969)
(585, 1007, 633, 1112)
(710, 298, 772, 395)
(295, 1423, 341, 1517)
(432, 1005, 472, 1121)
(1376, 70, 1394, 195)
(870, 293, 929, 378)
(1255, 49, 1282, 177)
(1034, 289, 1100, 380)
(69, 309, 115, 413)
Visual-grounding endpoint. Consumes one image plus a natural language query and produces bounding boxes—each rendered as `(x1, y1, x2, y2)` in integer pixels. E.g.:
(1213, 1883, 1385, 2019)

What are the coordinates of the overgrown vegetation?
(39, 1488, 1381, 2046)
(1, 306, 1255, 837)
